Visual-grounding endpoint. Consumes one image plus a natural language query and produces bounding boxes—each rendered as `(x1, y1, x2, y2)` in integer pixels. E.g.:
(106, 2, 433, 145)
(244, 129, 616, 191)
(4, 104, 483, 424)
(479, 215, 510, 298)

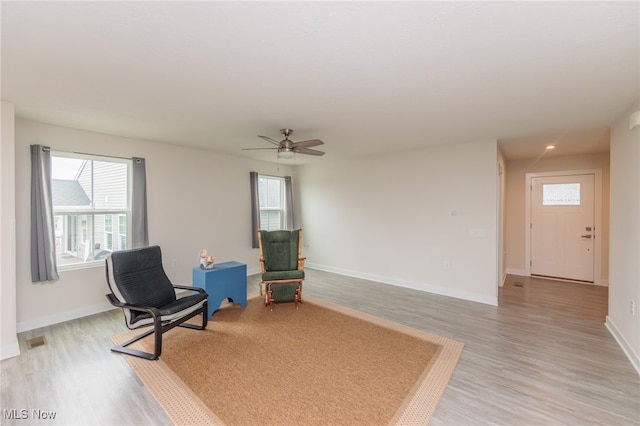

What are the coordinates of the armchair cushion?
(261, 230, 300, 271)
(107, 245, 176, 308)
(262, 270, 305, 281)
(269, 282, 301, 303)
(127, 293, 208, 327)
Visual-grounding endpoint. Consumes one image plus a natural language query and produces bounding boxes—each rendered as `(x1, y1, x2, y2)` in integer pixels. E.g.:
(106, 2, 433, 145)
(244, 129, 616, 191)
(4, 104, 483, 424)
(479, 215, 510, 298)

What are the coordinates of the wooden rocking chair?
(258, 229, 305, 310)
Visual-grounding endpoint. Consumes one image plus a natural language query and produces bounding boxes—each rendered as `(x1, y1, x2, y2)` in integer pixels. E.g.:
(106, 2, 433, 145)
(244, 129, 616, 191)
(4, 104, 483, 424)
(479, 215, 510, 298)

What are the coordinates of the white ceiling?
(2, 1, 638, 164)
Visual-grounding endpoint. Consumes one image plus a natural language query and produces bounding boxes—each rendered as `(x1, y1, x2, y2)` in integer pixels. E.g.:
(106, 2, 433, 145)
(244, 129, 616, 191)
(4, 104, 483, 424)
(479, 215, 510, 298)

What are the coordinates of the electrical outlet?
(443, 261, 451, 270)
(631, 300, 636, 316)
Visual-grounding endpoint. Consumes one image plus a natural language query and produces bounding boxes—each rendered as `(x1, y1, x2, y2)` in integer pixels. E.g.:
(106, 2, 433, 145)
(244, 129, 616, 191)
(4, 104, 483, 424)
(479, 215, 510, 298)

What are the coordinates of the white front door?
(530, 174, 595, 282)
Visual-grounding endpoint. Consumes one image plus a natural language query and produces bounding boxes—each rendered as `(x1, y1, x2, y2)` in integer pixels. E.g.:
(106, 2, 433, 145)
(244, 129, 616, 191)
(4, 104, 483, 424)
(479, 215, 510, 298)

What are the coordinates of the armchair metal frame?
(106, 287, 207, 360)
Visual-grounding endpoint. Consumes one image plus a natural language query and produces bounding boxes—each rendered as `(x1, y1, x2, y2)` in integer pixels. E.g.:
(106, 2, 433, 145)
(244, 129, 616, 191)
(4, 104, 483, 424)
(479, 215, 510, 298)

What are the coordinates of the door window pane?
(542, 183, 580, 205)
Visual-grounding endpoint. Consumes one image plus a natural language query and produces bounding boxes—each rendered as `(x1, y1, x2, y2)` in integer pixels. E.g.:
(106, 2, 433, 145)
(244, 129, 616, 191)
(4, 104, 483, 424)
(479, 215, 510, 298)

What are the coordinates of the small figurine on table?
(198, 249, 215, 269)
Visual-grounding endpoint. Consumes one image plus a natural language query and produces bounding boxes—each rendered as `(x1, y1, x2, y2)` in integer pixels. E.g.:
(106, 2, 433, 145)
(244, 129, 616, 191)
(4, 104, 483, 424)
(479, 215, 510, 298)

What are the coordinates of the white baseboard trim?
(18, 269, 261, 334)
(0, 341, 20, 360)
(605, 316, 640, 376)
(505, 268, 609, 287)
(16, 302, 116, 333)
(506, 268, 526, 277)
(247, 266, 261, 276)
(500, 271, 507, 287)
(307, 263, 498, 306)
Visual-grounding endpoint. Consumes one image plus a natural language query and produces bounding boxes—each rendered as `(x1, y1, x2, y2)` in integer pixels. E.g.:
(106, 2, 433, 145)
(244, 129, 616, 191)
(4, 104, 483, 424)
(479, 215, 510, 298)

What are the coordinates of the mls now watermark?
(3, 409, 57, 420)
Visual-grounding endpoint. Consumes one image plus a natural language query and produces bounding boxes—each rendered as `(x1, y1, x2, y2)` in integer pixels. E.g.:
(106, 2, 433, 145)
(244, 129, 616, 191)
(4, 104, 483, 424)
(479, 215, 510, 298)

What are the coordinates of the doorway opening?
(525, 169, 603, 285)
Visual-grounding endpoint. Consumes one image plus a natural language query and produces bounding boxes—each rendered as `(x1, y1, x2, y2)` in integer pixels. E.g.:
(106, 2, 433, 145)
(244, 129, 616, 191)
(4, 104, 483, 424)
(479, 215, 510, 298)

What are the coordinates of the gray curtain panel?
(250, 171, 260, 248)
(132, 157, 149, 248)
(284, 176, 294, 230)
(30, 144, 59, 282)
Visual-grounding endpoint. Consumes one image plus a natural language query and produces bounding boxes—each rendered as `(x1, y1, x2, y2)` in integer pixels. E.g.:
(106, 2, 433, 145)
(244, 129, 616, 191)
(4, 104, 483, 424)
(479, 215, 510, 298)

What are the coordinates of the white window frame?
(118, 214, 127, 251)
(51, 151, 132, 270)
(104, 214, 114, 250)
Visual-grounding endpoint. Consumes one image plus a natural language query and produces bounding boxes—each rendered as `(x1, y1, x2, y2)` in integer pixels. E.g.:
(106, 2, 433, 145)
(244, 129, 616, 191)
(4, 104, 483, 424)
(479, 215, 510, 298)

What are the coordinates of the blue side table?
(192, 261, 247, 318)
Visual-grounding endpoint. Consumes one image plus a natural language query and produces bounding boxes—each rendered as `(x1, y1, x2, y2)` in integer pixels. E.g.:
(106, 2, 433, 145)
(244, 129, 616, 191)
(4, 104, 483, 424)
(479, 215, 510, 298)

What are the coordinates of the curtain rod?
(40, 145, 142, 162)
(38, 145, 136, 161)
(256, 172, 290, 179)
(73, 151, 139, 161)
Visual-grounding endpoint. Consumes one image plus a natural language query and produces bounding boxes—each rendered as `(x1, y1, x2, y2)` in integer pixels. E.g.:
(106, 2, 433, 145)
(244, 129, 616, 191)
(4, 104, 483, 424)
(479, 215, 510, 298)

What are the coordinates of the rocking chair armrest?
(105, 293, 161, 317)
(298, 256, 306, 270)
(172, 284, 207, 295)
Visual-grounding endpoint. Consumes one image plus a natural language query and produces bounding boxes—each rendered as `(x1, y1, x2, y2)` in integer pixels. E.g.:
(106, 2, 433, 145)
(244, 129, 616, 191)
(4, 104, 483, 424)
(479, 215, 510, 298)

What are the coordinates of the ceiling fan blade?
(241, 147, 278, 151)
(258, 135, 281, 146)
(296, 147, 325, 156)
(293, 139, 324, 149)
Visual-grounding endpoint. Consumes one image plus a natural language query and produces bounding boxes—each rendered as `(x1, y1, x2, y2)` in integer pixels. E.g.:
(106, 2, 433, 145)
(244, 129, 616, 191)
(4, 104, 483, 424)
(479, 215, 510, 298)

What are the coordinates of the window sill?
(57, 261, 104, 272)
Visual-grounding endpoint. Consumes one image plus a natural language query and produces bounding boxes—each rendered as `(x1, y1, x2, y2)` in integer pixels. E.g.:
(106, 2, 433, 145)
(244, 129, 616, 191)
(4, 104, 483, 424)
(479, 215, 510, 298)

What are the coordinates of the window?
(51, 152, 131, 268)
(258, 175, 286, 231)
(542, 183, 581, 206)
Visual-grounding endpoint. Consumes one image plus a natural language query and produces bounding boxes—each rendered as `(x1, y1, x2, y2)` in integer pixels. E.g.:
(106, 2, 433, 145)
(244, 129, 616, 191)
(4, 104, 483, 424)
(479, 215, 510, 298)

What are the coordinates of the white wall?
(1, 101, 19, 360)
(505, 152, 610, 282)
(607, 100, 640, 373)
(298, 139, 499, 306)
(13, 118, 295, 332)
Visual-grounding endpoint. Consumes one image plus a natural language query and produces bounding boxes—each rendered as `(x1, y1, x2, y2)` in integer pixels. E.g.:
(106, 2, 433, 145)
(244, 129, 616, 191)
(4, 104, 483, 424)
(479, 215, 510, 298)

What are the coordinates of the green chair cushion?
(269, 282, 300, 303)
(262, 270, 305, 281)
(260, 230, 300, 271)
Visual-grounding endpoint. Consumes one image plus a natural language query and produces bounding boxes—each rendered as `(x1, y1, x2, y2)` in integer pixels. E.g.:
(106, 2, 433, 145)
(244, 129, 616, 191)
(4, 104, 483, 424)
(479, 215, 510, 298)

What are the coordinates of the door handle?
(581, 234, 592, 239)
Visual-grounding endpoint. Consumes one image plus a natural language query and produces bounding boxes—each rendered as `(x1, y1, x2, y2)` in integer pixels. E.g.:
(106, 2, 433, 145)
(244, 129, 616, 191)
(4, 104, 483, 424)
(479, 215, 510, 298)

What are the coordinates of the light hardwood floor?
(1, 271, 638, 425)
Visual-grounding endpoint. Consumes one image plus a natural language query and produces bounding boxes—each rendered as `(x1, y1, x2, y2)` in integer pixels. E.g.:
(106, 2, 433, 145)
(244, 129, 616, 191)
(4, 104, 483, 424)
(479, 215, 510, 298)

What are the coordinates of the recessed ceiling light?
(545, 145, 556, 150)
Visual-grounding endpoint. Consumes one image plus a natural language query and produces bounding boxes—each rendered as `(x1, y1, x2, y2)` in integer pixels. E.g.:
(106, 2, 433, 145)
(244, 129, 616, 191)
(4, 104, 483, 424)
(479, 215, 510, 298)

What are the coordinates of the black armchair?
(105, 245, 208, 360)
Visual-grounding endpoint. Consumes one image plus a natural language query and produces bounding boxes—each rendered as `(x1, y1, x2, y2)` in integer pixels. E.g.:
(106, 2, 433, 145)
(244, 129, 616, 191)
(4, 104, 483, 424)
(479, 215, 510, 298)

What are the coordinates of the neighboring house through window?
(51, 152, 131, 268)
(258, 175, 286, 230)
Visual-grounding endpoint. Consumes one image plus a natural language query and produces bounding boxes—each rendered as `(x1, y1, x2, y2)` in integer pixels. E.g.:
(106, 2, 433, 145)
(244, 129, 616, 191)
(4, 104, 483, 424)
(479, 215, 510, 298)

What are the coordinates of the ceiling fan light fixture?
(278, 148, 295, 159)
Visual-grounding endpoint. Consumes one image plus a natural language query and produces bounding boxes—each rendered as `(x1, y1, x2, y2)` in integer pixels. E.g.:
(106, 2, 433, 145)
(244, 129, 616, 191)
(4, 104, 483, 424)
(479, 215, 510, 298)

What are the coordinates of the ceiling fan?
(242, 128, 325, 159)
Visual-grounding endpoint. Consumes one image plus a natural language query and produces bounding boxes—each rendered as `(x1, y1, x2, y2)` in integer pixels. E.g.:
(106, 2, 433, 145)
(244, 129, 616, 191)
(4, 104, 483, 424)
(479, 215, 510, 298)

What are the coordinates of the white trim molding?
(16, 302, 115, 333)
(307, 263, 498, 306)
(506, 268, 527, 277)
(606, 316, 640, 375)
(0, 341, 20, 360)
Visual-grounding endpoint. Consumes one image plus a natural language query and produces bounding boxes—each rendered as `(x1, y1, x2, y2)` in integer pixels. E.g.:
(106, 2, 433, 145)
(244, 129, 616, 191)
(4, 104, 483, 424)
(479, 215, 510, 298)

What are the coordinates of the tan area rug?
(112, 296, 464, 425)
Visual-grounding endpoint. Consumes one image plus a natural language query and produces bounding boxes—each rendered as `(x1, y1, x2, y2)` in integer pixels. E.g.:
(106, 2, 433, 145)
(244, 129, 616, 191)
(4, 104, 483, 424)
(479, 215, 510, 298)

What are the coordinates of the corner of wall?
(1, 100, 19, 360)
(608, 98, 640, 375)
